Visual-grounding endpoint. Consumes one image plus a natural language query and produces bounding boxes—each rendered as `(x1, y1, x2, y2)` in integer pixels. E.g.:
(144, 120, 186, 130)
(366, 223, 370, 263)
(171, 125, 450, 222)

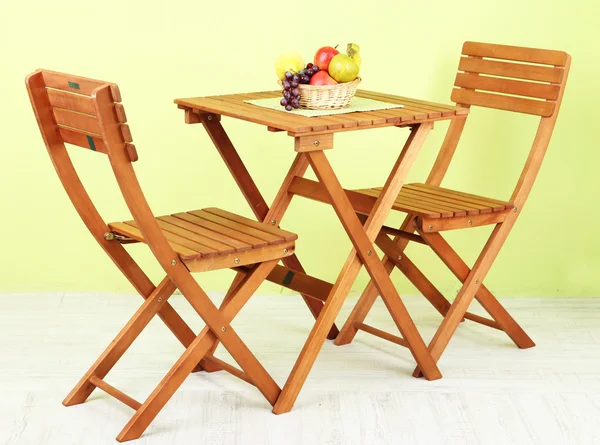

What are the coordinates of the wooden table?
(175, 89, 469, 414)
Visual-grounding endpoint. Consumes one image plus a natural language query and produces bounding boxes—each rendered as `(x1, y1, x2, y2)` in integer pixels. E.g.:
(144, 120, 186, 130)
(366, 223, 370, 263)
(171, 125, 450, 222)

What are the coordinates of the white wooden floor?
(1, 292, 599, 445)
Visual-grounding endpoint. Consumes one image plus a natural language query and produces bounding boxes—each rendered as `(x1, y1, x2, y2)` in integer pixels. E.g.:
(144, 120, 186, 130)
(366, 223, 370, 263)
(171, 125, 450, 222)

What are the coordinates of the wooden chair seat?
(109, 207, 297, 271)
(355, 183, 514, 219)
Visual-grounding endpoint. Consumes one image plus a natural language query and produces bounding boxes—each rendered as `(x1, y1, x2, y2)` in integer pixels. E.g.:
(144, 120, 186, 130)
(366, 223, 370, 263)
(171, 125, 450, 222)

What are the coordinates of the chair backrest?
(451, 42, 570, 117)
(438, 42, 571, 208)
(26, 69, 138, 162)
(26, 69, 179, 273)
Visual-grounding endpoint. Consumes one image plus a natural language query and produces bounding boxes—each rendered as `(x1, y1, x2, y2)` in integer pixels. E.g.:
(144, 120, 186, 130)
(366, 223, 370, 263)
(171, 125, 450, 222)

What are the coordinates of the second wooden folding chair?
(335, 41, 571, 377)
(26, 69, 299, 441)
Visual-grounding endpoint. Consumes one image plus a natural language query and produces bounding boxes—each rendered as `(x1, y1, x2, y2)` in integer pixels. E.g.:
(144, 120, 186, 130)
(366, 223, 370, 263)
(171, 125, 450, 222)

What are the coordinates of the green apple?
(328, 54, 359, 83)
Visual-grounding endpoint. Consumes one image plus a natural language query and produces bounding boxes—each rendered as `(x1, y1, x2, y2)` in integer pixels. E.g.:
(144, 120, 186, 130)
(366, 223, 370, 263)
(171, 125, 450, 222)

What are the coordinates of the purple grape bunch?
(280, 63, 320, 111)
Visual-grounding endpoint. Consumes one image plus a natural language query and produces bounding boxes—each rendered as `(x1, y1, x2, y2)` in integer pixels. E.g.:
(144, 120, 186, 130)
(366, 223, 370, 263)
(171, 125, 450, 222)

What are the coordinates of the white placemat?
(244, 96, 404, 117)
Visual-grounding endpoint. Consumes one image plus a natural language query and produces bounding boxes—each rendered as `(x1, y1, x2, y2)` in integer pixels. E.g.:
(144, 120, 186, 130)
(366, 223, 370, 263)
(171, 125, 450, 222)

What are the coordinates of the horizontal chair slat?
(41, 69, 121, 101)
(54, 107, 102, 133)
(462, 41, 568, 66)
(451, 89, 555, 117)
(59, 126, 107, 154)
(47, 88, 96, 114)
(454, 73, 560, 100)
(458, 57, 564, 83)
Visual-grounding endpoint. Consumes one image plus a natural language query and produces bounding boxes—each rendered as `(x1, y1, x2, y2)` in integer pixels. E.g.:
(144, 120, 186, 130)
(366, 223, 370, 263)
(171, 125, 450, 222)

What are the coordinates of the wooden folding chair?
(26, 69, 297, 441)
(335, 42, 571, 376)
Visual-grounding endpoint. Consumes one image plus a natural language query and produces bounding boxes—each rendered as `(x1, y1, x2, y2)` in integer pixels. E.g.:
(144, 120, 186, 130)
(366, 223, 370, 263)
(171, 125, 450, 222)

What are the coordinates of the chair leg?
(418, 230, 535, 349)
(194, 269, 250, 372)
(117, 259, 280, 442)
(375, 233, 453, 316)
(63, 276, 176, 406)
(412, 220, 516, 378)
(335, 216, 415, 345)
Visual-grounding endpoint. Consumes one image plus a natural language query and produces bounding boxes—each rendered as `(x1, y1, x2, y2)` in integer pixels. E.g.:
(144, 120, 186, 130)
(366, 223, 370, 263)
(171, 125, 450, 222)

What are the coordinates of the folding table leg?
(412, 218, 518, 377)
(201, 120, 338, 339)
(307, 150, 440, 380)
(118, 260, 280, 442)
(418, 229, 534, 349)
(63, 276, 177, 407)
(335, 118, 468, 346)
(274, 126, 440, 414)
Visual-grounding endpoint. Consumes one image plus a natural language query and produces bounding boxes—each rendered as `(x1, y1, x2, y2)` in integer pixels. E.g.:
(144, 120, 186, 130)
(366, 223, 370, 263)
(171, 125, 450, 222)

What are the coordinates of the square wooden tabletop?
(175, 90, 469, 135)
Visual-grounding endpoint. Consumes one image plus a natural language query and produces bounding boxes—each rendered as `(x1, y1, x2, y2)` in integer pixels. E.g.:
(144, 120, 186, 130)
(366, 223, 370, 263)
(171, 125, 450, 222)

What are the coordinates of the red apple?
(310, 71, 338, 86)
(313, 46, 339, 71)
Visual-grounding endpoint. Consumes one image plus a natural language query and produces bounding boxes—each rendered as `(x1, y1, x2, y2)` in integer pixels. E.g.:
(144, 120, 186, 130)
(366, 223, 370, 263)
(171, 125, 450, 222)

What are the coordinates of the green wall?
(1, 0, 598, 296)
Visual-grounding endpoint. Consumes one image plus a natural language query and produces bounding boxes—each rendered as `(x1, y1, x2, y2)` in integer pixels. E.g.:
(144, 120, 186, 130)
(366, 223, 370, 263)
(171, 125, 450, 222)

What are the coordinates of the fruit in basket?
(280, 71, 301, 110)
(275, 51, 305, 80)
(314, 46, 339, 71)
(346, 42, 362, 67)
(309, 71, 338, 86)
(328, 54, 359, 83)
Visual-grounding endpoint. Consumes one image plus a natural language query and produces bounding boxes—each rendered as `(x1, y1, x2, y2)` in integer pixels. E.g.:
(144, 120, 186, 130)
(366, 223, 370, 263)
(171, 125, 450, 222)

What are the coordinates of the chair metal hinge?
(104, 231, 135, 243)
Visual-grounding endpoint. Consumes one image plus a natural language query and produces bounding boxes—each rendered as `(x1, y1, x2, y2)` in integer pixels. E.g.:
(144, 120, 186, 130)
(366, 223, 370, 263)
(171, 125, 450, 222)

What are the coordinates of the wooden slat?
(121, 124, 133, 142)
(185, 241, 294, 272)
(158, 215, 251, 251)
(108, 222, 200, 258)
(357, 90, 463, 112)
(463, 311, 502, 330)
(247, 92, 347, 130)
(176, 90, 466, 135)
(407, 184, 512, 211)
(124, 220, 219, 256)
(379, 226, 426, 245)
(398, 188, 473, 216)
(89, 376, 141, 410)
(462, 42, 568, 66)
(201, 208, 296, 242)
(172, 212, 268, 247)
(115, 103, 127, 123)
(261, 264, 333, 302)
(355, 322, 409, 348)
(47, 88, 95, 114)
(455, 73, 560, 100)
(200, 356, 254, 386)
(58, 126, 107, 154)
(183, 96, 312, 133)
(126, 144, 138, 162)
(53, 107, 102, 133)
(41, 69, 121, 101)
(399, 187, 484, 215)
(418, 211, 510, 232)
(402, 185, 495, 214)
(451, 89, 554, 117)
(155, 219, 237, 255)
(458, 57, 564, 83)
(357, 187, 444, 218)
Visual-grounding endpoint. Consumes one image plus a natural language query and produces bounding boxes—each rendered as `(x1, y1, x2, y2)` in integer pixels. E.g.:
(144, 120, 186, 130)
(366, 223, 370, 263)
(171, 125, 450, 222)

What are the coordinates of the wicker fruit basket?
(279, 77, 361, 110)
